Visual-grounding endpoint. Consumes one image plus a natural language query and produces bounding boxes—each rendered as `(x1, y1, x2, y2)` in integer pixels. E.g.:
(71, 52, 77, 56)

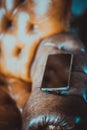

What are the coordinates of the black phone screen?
(41, 53, 73, 93)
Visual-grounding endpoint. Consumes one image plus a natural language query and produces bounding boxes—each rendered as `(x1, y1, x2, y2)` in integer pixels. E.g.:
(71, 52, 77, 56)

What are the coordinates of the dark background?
(71, 0, 87, 50)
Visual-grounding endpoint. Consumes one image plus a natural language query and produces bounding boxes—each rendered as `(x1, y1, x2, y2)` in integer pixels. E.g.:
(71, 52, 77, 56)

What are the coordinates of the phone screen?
(41, 53, 73, 93)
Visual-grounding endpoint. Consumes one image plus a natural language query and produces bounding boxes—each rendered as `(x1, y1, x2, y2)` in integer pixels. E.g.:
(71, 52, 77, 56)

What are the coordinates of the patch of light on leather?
(0, 34, 4, 40)
(35, 0, 50, 16)
(44, 42, 57, 47)
(17, 12, 41, 45)
(6, 0, 14, 11)
(17, 12, 30, 42)
(0, 8, 6, 19)
(2, 35, 16, 53)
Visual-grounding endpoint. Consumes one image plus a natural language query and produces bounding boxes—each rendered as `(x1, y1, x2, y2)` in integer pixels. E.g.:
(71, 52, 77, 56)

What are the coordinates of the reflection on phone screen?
(41, 53, 73, 93)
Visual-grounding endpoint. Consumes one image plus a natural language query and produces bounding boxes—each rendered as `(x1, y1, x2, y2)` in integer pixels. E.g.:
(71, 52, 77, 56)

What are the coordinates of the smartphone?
(41, 53, 73, 94)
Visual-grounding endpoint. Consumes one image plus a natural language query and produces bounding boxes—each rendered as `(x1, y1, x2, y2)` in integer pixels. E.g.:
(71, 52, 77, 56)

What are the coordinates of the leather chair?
(0, 0, 87, 130)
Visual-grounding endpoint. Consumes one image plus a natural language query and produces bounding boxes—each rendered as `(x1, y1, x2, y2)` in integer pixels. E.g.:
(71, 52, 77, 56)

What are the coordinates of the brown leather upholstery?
(0, 0, 72, 82)
(0, 88, 22, 130)
(0, 0, 72, 108)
